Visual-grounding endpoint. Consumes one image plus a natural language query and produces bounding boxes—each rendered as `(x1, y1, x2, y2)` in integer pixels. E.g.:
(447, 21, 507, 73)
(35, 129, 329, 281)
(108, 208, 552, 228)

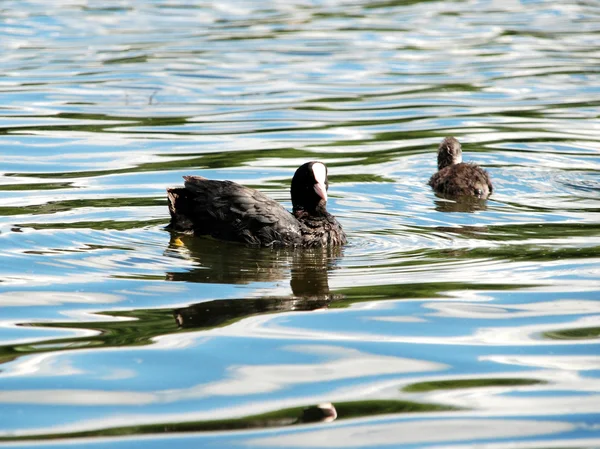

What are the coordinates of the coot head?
(291, 161, 329, 214)
(437, 136, 463, 170)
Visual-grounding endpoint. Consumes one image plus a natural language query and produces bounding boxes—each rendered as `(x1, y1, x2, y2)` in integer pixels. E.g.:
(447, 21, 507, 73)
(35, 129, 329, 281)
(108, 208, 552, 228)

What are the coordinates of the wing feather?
(172, 176, 302, 245)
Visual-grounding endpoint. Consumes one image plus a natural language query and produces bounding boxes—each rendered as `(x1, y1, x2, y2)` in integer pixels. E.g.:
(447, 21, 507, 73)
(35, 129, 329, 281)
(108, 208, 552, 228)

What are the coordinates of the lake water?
(1, 0, 600, 448)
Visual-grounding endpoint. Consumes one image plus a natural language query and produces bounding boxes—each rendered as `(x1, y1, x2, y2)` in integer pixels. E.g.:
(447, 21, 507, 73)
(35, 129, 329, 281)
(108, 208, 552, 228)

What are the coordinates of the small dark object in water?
(428, 137, 493, 199)
(300, 403, 337, 423)
(167, 161, 346, 247)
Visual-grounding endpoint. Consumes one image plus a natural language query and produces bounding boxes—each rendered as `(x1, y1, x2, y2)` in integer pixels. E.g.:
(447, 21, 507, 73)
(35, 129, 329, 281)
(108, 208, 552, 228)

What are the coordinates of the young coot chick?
(428, 137, 493, 198)
(167, 161, 346, 247)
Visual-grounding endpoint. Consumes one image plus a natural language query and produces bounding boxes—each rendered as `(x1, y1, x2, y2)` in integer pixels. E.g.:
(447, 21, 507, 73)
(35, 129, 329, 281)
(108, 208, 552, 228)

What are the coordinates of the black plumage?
(167, 161, 346, 247)
(428, 136, 493, 198)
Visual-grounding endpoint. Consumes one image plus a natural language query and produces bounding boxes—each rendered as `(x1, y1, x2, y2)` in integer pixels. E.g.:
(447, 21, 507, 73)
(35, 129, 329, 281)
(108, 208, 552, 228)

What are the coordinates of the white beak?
(314, 182, 328, 202)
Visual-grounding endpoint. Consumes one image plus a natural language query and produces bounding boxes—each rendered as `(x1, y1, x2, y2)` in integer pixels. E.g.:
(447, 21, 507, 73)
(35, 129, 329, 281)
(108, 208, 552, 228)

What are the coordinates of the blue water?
(1, 0, 600, 448)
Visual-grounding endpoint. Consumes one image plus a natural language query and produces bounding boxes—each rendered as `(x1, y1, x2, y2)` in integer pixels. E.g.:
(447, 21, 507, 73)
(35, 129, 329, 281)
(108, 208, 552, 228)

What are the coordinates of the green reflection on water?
(0, 182, 76, 191)
(329, 173, 395, 183)
(0, 399, 458, 442)
(334, 399, 459, 417)
(0, 309, 177, 365)
(333, 282, 533, 305)
(0, 197, 163, 217)
(0, 282, 522, 365)
(103, 55, 149, 65)
(5, 146, 312, 179)
(16, 219, 167, 231)
(544, 327, 600, 340)
(403, 378, 545, 392)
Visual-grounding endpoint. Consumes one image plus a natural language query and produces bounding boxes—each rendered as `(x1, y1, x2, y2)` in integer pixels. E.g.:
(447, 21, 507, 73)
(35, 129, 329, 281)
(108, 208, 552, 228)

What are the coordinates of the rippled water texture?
(1, 0, 600, 448)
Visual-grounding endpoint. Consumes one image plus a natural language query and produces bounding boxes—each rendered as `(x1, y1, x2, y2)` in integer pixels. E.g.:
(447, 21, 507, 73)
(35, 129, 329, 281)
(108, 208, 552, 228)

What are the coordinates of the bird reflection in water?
(433, 196, 489, 213)
(164, 234, 340, 428)
(165, 234, 343, 329)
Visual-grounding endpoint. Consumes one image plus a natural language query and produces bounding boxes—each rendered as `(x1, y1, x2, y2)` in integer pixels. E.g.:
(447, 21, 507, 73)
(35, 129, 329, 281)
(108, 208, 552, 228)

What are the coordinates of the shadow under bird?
(167, 161, 346, 247)
(428, 137, 493, 199)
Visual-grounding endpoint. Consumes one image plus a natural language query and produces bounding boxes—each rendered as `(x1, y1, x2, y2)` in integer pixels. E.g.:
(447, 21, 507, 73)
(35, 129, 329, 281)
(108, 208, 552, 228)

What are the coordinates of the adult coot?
(167, 161, 346, 247)
(428, 137, 493, 198)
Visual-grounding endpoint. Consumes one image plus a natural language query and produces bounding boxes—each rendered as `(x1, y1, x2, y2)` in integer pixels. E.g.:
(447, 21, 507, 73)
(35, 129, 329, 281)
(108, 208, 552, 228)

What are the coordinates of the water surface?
(1, 0, 600, 448)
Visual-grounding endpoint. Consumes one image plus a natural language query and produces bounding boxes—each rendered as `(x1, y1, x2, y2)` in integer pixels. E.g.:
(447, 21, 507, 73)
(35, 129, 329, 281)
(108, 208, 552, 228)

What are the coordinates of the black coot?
(167, 161, 346, 247)
(428, 137, 493, 198)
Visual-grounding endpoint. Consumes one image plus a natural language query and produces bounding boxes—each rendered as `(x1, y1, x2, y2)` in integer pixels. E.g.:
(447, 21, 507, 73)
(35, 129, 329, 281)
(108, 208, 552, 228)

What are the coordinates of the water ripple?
(1, 0, 599, 446)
